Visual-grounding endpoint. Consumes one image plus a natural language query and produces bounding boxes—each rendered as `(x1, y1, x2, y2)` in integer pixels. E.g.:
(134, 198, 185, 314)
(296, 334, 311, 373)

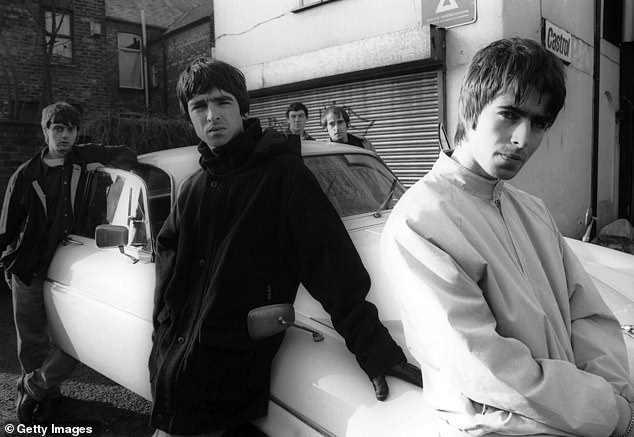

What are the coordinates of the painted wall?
(213, 0, 620, 237)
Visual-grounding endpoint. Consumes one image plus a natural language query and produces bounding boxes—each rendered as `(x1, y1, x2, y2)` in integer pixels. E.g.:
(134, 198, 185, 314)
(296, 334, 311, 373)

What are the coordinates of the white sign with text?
(543, 19, 572, 64)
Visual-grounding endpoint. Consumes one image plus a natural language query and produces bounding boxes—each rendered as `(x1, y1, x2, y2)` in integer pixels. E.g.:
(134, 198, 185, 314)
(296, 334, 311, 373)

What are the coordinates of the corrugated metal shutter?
(249, 69, 442, 187)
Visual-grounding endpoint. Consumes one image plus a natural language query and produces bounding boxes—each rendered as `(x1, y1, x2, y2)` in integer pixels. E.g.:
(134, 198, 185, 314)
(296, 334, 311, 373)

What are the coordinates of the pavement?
(0, 283, 153, 437)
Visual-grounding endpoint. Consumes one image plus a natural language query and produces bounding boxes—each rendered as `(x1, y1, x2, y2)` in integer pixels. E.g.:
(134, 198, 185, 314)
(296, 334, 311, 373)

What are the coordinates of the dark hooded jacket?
(149, 119, 405, 433)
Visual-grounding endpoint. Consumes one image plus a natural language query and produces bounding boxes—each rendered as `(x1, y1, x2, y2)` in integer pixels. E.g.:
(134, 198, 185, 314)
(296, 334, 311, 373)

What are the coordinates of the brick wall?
(0, 0, 108, 123)
(0, 122, 43, 195)
(1, 1, 213, 122)
(153, 18, 214, 116)
(105, 20, 166, 114)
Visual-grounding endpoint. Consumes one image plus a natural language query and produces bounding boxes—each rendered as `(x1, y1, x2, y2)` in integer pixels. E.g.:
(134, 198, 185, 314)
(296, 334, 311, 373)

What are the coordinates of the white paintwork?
(44, 144, 634, 436)
(44, 235, 154, 400)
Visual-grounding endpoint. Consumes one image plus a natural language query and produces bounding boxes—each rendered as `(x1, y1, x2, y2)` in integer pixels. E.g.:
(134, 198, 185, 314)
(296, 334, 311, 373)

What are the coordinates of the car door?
(253, 152, 437, 436)
(44, 167, 156, 400)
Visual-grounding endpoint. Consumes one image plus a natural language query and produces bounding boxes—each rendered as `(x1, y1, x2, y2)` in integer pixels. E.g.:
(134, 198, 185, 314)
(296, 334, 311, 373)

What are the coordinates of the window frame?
(75, 168, 153, 255)
(44, 8, 73, 62)
(117, 32, 144, 90)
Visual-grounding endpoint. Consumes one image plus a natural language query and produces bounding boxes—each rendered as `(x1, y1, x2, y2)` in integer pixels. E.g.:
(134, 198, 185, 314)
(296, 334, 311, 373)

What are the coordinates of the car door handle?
(62, 236, 84, 246)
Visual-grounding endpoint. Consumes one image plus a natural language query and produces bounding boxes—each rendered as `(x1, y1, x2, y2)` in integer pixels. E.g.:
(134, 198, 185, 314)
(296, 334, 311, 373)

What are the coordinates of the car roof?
(138, 139, 376, 189)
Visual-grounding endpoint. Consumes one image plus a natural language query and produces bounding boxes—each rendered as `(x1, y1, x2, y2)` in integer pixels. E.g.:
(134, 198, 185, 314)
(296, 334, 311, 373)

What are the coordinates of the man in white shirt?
(381, 37, 634, 436)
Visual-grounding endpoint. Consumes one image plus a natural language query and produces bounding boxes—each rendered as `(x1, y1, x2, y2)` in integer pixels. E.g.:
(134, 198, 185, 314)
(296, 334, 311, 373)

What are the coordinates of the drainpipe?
(162, 35, 168, 113)
(141, 10, 150, 111)
(588, 0, 601, 240)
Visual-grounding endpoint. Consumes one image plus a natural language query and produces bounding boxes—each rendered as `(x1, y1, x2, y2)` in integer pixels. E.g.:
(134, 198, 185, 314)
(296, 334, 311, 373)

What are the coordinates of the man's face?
(44, 123, 77, 159)
(456, 90, 552, 180)
(287, 110, 307, 134)
(187, 87, 244, 149)
(325, 112, 348, 143)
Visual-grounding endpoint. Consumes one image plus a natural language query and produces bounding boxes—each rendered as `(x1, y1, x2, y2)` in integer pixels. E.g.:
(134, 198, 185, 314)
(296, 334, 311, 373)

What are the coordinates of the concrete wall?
(213, 0, 620, 237)
(214, 0, 428, 90)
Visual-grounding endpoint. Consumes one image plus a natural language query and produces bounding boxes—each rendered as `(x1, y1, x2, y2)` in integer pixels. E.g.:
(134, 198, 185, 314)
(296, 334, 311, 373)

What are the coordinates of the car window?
(132, 163, 172, 242)
(304, 153, 405, 217)
(74, 168, 152, 252)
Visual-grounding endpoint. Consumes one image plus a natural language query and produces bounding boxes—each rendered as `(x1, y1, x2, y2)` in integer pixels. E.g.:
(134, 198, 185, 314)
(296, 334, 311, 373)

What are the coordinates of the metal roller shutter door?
(249, 70, 443, 187)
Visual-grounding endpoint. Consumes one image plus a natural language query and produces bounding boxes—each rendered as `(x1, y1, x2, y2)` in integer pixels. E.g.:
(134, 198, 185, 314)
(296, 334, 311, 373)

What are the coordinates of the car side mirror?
(96, 224, 128, 247)
(247, 304, 324, 342)
(95, 224, 138, 264)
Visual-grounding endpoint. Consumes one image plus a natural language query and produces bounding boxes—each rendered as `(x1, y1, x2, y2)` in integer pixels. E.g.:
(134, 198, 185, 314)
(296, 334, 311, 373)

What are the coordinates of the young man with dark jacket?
(0, 101, 137, 425)
(149, 58, 417, 436)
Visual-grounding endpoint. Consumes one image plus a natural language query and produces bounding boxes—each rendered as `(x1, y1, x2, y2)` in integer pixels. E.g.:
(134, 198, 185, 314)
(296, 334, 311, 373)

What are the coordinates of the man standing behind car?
(0, 101, 137, 425)
(321, 105, 375, 152)
(149, 58, 419, 437)
(381, 37, 634, 436)
(283, 101, 314, 140)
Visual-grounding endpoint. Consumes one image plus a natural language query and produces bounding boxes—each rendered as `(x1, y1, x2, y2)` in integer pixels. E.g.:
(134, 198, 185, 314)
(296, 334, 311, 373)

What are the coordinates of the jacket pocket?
(149, 306, 171, 383)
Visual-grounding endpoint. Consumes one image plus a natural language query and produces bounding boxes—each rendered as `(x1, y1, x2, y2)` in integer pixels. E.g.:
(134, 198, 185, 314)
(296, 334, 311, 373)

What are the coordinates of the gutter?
(590, 0, 601, 239)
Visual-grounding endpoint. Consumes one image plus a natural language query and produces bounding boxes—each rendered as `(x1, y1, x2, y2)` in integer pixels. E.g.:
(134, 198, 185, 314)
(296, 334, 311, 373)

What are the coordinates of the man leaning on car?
(148, 58, 420, 437)
(0, 101, 137, 425)
(381, 37, 634, 436)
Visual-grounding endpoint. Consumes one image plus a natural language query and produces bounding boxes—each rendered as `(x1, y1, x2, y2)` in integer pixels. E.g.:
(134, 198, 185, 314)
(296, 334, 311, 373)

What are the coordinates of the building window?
(150, 63, 159, 89)
(603, 0, 623, 46)
(45, 9, 73, 61)
(118, 33, 143, 89)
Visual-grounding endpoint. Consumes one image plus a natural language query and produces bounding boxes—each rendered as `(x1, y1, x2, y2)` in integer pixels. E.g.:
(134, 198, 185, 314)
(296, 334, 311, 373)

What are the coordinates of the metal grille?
(249, 70, 443, 187)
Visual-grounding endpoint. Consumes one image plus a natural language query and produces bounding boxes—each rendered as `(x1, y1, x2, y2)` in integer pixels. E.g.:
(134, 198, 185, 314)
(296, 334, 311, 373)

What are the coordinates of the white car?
(44, 141, 634, 436)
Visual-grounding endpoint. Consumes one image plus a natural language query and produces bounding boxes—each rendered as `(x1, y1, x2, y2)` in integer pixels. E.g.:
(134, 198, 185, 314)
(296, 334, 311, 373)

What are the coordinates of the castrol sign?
(542, 19, 572, 64)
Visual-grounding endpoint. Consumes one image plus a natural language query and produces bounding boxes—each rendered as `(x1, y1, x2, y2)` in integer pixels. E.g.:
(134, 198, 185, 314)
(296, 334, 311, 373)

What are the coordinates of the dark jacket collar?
(198, 118, 300, 175)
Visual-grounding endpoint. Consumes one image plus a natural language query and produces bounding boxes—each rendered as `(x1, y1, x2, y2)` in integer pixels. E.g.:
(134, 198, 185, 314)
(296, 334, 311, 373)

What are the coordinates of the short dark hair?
(176, 58, 249, 120)
(285, 102, 309, 119)
(41, 102, 81, 130)
(455, 37, 566, 145)
(320, 105, 350, 129)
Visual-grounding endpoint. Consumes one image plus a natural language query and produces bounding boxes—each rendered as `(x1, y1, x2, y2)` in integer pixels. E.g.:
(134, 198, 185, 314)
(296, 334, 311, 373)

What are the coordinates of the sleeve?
(284, 170, 405, 379)
(381, 216, 623, 436)
(0, 166, 26, 255)
(562, 233, 634, 401)
(362, 137, 376, 153)
(75, 143, 137, 170)
(152, 193, 180, 330)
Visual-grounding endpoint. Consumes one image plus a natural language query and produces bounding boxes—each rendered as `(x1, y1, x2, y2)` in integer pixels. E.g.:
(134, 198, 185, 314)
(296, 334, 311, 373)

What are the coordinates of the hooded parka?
(149, 119, 405, 433)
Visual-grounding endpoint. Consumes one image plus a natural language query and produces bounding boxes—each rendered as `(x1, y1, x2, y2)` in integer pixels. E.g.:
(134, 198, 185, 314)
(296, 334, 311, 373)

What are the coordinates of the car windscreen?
(303, 153, 405, 217)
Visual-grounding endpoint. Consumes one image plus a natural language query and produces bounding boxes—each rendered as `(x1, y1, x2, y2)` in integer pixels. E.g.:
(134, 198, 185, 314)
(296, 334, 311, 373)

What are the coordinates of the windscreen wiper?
(373, 179, 397, 218)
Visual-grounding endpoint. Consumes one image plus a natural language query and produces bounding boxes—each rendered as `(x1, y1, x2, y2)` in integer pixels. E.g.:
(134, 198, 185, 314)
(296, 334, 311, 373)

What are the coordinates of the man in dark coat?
(149, 58, 418, 436)
(0, 101, 136, 425)
(283, 101, 315, 140)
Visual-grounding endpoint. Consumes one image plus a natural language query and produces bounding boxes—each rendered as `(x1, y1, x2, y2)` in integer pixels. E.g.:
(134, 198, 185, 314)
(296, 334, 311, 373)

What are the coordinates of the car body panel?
(45, 235, 155, 400)
(43, 141, 634, 436)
